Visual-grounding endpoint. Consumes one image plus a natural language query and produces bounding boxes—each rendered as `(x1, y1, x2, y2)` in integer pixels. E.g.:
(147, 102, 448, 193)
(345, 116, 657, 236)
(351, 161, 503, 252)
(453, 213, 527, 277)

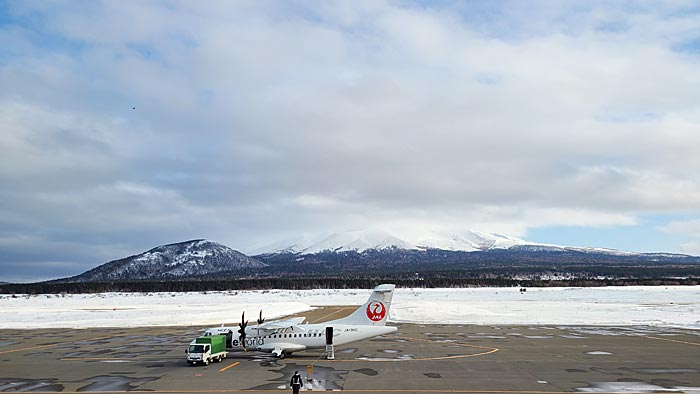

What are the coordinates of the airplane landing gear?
(272, 348, 287, 359)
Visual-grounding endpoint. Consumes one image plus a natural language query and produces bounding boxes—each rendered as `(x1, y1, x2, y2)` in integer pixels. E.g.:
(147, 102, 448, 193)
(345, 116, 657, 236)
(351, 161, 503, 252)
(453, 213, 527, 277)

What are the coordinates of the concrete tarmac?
(1, 308, 699, 393)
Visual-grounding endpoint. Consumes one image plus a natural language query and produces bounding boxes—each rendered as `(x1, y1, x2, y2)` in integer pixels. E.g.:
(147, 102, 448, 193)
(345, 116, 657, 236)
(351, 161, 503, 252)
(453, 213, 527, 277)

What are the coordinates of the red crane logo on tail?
(366, 301, 386, 322)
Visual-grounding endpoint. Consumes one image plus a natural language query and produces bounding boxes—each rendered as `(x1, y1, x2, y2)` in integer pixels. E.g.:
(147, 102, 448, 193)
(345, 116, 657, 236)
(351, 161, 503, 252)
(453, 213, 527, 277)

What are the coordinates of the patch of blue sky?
(0, 0, 14, 26)
(265, 0, 326, 25)
(405, 1, 696, 42)
(662, 2, 700, 18)
(672, 38, 700, 55)
(527, 215, 691, 254)
(0, 2, 90, 58)
(170, 32, 198, 50)
(594, 20, 629, 34)
(126, 43, 157, 60)
(396, 0, 521, 39)
(197, 89, 215, 106)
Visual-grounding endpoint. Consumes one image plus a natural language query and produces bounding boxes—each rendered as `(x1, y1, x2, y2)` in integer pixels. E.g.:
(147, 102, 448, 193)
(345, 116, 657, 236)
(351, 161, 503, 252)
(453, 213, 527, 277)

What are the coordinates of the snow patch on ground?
(0, 286, 698, 329)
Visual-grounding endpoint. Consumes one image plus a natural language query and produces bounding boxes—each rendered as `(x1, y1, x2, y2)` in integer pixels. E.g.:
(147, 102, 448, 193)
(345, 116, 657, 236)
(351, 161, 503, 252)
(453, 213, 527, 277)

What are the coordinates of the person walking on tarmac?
(290, 371, 303, 394)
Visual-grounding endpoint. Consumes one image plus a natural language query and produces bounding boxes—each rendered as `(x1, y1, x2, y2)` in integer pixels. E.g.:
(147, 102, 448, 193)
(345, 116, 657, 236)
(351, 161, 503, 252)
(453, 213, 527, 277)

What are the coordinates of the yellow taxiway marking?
(295, 347, 499, 362)
(0, 343, 60, 354)
(641, 335, 700, 346)
(0, 334, 121, 355)
(293, 334, 499, 362)
(55, 333, 497, 363)
(307, 306, 353, 323)
(1, 390, 645, 394)
(219, 361, 240, 372)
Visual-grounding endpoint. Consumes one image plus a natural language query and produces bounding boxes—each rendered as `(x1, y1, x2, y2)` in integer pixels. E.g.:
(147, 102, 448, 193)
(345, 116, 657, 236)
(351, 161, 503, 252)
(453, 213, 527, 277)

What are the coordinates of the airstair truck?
(186, 335, 227, 366)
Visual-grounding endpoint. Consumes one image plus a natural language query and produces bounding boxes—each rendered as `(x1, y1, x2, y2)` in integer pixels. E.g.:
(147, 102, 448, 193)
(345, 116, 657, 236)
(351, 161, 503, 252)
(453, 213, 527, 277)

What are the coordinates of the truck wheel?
(278, 352, 286, 359)
(204, 359, 209, 366)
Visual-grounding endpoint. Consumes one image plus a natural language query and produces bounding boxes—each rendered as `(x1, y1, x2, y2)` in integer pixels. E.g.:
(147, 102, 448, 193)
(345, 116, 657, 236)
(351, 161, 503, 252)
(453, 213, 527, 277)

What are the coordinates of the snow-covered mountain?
(248, 228, 692, 258)
(247, 234, 325, 255)
(410, 231, 528, 251)
(250, 229, 535, 255)
(46, 235, 700, 284)
(69, 240, 266, 282)
(305, 229, 417, 254)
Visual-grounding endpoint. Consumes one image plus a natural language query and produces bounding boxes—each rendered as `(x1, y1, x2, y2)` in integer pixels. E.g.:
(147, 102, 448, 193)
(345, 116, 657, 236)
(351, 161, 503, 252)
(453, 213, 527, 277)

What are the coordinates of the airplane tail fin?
(330, 284, 395, 326)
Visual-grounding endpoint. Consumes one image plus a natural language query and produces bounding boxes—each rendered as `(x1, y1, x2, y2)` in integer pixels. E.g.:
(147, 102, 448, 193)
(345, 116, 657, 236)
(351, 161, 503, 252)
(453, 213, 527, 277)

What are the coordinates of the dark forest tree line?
(1, 276, 697, 295)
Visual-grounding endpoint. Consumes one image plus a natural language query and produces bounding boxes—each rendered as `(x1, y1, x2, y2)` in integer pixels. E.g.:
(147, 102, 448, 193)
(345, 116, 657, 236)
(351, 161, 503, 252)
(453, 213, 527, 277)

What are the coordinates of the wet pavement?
(0, 319, 699, 393)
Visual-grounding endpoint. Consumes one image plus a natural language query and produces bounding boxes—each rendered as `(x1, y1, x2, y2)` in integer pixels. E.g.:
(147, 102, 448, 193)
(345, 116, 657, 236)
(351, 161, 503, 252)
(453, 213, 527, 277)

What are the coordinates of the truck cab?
(186, 335, 227, 366)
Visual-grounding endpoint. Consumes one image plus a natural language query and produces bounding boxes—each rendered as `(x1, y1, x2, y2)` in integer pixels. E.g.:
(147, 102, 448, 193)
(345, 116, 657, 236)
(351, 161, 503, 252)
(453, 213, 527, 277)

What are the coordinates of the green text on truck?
(186, 335, 227, 366)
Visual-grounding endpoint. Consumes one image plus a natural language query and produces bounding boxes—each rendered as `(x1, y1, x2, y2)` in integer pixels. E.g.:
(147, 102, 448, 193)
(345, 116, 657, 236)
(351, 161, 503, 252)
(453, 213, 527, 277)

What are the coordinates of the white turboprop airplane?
(202, 284, 397, 358)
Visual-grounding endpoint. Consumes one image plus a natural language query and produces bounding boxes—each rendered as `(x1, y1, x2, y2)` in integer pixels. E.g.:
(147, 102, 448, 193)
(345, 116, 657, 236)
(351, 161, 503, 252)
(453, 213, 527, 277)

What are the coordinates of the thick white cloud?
(661, 219, 700, 238)
(1, 1, 699, 280)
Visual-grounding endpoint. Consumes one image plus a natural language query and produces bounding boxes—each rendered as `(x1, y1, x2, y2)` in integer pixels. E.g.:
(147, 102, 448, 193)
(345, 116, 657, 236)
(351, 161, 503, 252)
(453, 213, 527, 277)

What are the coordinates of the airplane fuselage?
(206, 323, 397, 354)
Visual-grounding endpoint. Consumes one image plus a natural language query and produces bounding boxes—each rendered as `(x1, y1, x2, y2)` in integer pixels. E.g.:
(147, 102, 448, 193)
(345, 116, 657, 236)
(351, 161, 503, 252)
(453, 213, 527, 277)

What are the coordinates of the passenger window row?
(258, 333, 321, 339)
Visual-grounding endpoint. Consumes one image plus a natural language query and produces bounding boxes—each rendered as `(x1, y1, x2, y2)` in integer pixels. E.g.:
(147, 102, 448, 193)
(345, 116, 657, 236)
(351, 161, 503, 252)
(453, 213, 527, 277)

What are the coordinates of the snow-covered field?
(1, 286, 698, 329)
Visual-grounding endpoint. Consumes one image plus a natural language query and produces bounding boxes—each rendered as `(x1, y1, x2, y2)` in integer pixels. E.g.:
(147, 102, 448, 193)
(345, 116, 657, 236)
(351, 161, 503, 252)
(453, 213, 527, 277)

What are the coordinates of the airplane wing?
(251, 317, 306, 334)
(266, 317, 305, 325)
(203, 317, 307, 336)
(254, 318, 306, 333)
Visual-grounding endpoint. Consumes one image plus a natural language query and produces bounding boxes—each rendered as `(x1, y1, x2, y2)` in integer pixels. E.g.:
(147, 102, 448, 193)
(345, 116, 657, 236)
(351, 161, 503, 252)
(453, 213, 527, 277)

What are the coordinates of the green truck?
(186, 335, 228, 366)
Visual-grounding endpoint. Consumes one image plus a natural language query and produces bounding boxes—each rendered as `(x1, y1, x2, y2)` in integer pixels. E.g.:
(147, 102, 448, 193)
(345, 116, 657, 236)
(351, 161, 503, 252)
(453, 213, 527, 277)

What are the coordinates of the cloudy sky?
(1, 1, 699, 282)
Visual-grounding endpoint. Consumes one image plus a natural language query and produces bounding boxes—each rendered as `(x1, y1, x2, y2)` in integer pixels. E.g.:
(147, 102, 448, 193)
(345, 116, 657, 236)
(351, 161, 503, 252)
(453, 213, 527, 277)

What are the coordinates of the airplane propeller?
(256, 310, 265, 337)
(238, 312, 248, 349)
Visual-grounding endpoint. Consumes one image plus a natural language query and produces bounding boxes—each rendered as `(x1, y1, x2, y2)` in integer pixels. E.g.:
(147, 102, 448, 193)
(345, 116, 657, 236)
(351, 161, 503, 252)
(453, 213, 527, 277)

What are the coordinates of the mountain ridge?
(248, 228, 652, 256)
(64, 239, 266, 282)
(55, 232, 700, 284)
